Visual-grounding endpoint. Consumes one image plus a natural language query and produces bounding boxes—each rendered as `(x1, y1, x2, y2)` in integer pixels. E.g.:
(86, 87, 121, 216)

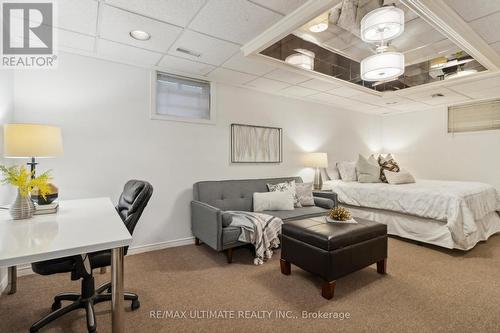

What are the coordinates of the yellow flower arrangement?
(0, 165, 52, 198)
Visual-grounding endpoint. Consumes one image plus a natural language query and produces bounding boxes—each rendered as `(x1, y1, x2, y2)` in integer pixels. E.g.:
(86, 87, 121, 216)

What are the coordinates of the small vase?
(10, 190, 35, 220)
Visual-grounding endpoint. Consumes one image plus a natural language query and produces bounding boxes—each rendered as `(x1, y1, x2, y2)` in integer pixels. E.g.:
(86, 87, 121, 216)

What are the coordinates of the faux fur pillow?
(267, 180, 302, 208)
(295, 182, 315, 206)
(337, 161, 357, 182)
(378, 154, 400, 183)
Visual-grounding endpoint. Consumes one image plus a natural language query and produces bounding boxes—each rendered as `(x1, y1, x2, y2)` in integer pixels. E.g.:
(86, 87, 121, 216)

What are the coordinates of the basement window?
(151, 71, 215, 124)
(448, 99, 500, 133)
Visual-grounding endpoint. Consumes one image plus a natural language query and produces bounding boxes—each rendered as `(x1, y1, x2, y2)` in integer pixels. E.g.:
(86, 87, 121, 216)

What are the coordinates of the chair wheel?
(51, 301, 62, 311)
(131, 299, 140, 310)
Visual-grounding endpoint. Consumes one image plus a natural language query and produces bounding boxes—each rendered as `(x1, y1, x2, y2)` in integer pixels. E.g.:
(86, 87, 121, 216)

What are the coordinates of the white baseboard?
(12, 236, 196, 277)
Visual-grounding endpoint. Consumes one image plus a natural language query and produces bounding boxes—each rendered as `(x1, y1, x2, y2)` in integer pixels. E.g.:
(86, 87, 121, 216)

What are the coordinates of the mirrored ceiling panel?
(259, 0, 487, 91)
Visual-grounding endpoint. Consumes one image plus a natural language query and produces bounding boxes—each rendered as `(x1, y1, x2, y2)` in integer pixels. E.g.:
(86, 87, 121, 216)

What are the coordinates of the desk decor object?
(0, 165, 52, 220)
(231, 124, 282, 163)
(305, 152, 328, 190)
(326, 206, 357, 224)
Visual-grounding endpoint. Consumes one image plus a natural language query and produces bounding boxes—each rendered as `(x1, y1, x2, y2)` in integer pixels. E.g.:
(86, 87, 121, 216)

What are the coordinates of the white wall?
(12, 52, 381, 249)
(382, 107, 500, 190)
(0, 69, 14, 292)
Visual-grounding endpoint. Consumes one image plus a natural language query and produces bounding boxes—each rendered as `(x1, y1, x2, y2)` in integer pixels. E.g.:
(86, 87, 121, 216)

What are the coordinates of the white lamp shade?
(361, 52, 405, 81)
(361, 6, 404, 42)
(305, 152, 328, 168)
(285, 50, 315, 70)
(4, 124, 63, 158)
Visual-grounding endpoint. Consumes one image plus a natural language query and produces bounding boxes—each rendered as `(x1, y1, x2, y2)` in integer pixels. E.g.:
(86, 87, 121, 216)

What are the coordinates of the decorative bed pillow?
(337, 161, 357, 182)
(295, 182, 315, 206)
(325, 165, 340, 180)
(253, 192, 294, 211)
(378, 154, 400, 182)
(267, 180, 302, 208)
(384, 169, 415, 185)
(356, 154, 381, 183)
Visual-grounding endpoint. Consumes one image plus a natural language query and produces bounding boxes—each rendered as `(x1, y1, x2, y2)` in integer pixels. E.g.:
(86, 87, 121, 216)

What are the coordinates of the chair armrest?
(313, 197, 334, 209)
(191, 200, 223, 251)
(313, 191, 338, 208)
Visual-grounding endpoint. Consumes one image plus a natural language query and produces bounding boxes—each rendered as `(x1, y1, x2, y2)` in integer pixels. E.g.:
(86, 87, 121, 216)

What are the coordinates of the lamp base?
(313, 168, 323, 190)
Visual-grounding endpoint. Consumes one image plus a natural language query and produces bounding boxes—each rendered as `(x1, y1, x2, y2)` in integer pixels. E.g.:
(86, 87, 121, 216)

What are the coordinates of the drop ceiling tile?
(279, 85, 317, 97)
(445, 0, 500, 22)
(299, 79, 343, 91)
(405, 88, 470, 105)
(222, 52, 277, 76)
(208, 68, 257, 85)
(58, 29, 95, 53)
(100, 5, 182, 53)
(448, 75, 500, 94)
(248, 0, 307, 15)
(469, 11, 500, 44)
(451, 85, 500, 100)
(105, 0, 206, 27)
(307, 92, 340, 104)
(349, 92, 385, 105)
(168, 30, 240, 66)
(386, 100, 432, 112)
(327, 86, 360, 98)
(158, 55, 215, 75)
(189, 0, 282, 44)
(371, 97, 410, 107)
(55, 0, 98, 35)
(264, 69, 310, 84)
(245, 77, 291, 92)
(491, 41, 500, 54)
(96, 39, 163, 66)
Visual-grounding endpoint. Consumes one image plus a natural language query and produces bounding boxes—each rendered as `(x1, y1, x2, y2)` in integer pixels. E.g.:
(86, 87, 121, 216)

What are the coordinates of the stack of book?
(34, 202, 59, 215)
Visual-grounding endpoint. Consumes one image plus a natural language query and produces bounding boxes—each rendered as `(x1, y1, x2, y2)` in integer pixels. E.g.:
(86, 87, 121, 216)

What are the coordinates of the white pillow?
(325, 165, 340, 180)
(384, 169, 416, 185)
(253, 192, 294, 212)
(356, 154, 381, 183)
(337, 161, 357, 182)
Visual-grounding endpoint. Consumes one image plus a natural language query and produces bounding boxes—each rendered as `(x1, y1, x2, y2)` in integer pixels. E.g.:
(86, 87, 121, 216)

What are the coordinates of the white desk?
(0, 198, 132, 333)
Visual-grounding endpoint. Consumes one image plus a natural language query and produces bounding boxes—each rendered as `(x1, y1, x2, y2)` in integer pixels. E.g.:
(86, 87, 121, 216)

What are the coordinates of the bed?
(322, 179, 500, 250)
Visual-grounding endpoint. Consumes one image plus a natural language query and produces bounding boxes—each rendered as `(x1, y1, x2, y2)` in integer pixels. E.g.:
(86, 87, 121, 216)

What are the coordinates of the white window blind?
(448, 99, 500, 133)
(155, 72, 211, 121)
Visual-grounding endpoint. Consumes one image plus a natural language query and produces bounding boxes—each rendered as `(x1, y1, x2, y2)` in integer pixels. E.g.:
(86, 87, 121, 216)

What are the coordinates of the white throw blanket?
(226, 211, 283, 265)
(323, 179, 500, 248)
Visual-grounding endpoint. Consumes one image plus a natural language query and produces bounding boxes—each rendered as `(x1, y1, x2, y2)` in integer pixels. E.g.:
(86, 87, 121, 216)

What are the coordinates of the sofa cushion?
(261, 206, 328, 221)
(193, 177, 302, 212)
(282, 218, 387, 251)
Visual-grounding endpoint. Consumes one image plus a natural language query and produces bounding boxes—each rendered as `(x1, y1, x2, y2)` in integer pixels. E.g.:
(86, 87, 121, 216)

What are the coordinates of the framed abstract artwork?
(231, 124, 282, 163)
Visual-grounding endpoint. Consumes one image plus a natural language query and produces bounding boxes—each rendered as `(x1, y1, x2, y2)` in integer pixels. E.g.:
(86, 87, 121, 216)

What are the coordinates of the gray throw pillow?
(295, 182, 315, 206)
(356, 154, 381, 183)
(267, 180, 302, 208)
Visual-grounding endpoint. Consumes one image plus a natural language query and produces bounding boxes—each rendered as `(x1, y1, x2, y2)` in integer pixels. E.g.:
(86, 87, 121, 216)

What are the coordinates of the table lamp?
(3, 123, 63, 178)
(305, 152, 328, 190)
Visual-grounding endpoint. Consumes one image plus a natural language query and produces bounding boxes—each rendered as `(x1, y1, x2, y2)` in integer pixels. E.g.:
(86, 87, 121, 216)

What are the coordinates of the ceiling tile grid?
(221, 52, 277, 75)
(264, 69, 311, 84)
(245, 77, 291, 92)
(158, 55, 216, 75)
(207, 67, 257, 85)
(248, 0, 308, 16)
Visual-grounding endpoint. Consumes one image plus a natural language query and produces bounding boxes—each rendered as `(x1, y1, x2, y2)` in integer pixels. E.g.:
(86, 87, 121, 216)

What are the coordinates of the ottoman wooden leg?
(195, 237, 201, 246)
(322, 280, 336, 300)
(280, 259, 291, 275)
(377, 258, 387, 274)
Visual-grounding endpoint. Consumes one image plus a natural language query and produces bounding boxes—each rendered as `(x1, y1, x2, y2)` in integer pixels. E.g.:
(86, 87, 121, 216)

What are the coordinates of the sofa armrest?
(313, 197, 334, 209)
(191, 200, 223, 251)
(313, 191, 338, 208)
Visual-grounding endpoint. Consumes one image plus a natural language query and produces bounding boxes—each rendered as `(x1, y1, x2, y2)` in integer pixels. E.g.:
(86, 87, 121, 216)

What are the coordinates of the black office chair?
(30, 180, 153, 333)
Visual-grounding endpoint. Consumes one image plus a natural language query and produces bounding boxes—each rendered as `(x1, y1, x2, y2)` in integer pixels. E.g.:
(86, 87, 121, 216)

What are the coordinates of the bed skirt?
(342, 204, 500, 251)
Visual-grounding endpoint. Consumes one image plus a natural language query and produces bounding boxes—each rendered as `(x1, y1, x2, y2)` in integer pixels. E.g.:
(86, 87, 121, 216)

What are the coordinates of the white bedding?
(323, 179, 500, 249)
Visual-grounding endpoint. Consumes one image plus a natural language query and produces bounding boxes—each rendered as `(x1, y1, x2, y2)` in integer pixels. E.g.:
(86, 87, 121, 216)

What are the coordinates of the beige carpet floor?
(1, 235, 500, 333)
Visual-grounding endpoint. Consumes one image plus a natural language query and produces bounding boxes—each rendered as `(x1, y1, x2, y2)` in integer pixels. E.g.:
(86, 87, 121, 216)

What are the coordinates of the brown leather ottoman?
(280, 217, 387, 299)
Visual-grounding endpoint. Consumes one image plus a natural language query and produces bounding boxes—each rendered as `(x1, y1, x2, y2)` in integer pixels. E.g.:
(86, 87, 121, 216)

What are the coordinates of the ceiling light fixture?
(285, 49, 315, 70)
(309, 12, 329, 33)
(360, 5, 405, 82)
(129, 30, 151, 41)
(360, 6, 404, 42)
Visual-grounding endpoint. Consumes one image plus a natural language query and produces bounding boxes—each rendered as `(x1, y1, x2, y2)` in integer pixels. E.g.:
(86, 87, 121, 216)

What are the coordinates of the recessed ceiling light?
(129, 30, 151, 41)
(309, 12, 329, 33)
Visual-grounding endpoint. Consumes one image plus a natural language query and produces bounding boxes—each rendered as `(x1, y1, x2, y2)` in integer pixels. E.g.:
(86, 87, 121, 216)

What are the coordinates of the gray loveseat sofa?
(191, 177, 337, 263)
